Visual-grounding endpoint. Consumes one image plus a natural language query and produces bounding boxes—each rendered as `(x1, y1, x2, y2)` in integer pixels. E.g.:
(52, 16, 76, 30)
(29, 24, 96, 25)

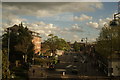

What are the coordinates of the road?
(53, 52, 106, 76)
(28, 52, 107, 79)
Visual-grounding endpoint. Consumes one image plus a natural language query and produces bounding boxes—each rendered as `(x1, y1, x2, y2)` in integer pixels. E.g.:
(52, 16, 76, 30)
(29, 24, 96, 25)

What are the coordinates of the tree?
(95, 19, 120, 58)
(2, 23, 34, 63)
(44, 34, 70, 54)
(73, 41, 80, 52)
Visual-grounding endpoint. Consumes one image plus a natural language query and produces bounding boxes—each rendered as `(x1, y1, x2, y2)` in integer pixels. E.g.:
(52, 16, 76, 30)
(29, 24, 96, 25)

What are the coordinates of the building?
(32, 31, 41, 55)
(6, 23, 42, 55)
(4, 23, 42, 67)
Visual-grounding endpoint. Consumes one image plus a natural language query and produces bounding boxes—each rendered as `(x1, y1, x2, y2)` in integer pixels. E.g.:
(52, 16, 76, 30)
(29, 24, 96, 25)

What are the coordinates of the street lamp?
(81, 38, 88, 44)
(81, 37, 88, 73)
(81, 37, 88, 54)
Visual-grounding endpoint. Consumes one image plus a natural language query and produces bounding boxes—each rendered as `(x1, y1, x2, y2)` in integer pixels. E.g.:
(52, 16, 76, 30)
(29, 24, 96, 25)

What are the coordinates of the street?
(28, 52, 107, 79)
(52, 52, 106, 76)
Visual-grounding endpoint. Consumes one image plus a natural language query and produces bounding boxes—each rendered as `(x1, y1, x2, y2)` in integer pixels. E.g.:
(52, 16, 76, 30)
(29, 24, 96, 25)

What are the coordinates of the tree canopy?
(73, 41, 80, 52)
(43, 34, 70, 54)
(95, 19, 120, 58)
(2, 22, 34, 63)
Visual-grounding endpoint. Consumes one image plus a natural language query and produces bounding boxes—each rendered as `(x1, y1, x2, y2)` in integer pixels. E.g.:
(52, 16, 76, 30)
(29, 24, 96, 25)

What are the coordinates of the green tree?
(95, 19, 120, 58)
(73, 41, 80, 52)
(44, 34, 70, 54)
(2, 23, 34, 63)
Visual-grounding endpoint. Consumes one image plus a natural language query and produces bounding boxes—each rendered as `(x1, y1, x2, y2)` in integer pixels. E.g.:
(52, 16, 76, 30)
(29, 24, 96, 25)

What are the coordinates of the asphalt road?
(28, 52, 106, 79)
(45, 52, 106, 78)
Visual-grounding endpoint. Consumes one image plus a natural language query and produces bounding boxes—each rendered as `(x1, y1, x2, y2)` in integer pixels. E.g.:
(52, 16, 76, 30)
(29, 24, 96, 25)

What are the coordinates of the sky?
(1, 1, 119, 43)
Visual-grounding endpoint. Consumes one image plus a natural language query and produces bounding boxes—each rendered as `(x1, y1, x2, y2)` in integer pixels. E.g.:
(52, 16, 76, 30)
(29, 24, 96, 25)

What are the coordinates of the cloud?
(74, 14, 92, 21)
(2, 2, 103, 17)
(86, 21, 99, 28)
(1, 0, 104, 2)
(86, 17, 112, 29)
(61, 24, 83, 33)
(25, 22, 83, 42)
(89, 38, 97, 42)
(98, 17, 112, 28)
(70, 24, 83, 32)
(23, 21, 60, 37)
(2, 13, 27, 28)
(0, 27, 3, 36)
(69, 34, 81, 42)
(73, 35, 79, 38)
(2, 14, 84, 41)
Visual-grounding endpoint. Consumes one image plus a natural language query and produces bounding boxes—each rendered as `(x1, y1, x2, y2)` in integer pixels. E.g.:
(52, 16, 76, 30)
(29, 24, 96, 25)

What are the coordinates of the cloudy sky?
(1, 2, 118, 42)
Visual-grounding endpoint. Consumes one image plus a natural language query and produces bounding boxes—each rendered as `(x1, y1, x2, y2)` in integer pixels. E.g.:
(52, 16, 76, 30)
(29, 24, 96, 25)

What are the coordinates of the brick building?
(32, 31, 41, 55)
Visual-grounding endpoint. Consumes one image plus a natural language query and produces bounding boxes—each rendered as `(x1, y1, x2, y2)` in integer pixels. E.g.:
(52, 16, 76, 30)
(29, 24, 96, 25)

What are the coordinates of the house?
(7, 23, 42, 55)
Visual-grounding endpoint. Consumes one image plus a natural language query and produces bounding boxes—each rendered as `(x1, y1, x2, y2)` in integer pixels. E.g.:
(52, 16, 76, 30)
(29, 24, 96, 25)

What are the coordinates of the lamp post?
(81, 37, 88, 73)
(81, 37, 88, 54)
